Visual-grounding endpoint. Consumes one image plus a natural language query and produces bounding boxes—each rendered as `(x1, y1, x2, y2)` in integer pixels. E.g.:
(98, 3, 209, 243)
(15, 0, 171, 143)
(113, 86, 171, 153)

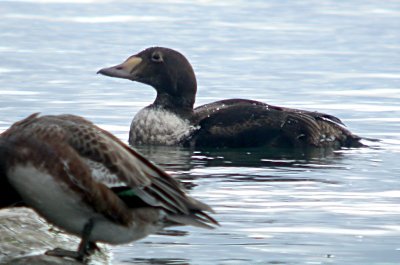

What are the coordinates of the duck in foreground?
(98, 47, 364, 149)
(0, 113, 218, 262)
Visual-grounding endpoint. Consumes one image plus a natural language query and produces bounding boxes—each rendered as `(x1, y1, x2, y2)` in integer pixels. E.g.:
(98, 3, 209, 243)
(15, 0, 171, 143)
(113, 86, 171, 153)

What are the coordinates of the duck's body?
(0, 113, 217, 261)
(7, 162, 159, 244)
(190, 99, 348, 148)
(98, 47, 363, 149)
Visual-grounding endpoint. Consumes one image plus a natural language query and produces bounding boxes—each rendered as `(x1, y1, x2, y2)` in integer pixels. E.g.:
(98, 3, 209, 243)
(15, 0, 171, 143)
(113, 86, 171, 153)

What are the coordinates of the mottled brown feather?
(1, 114, 216, 227)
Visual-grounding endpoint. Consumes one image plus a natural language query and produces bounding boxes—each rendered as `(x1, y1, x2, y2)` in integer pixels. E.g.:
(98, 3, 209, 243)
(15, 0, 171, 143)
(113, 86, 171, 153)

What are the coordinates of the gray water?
(1, 0, 399, 264)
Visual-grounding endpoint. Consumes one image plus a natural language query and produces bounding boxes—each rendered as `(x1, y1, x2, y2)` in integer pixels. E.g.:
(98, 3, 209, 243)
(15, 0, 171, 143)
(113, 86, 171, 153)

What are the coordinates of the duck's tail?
(165, 196, 219, 229)
(166, 210, 220, 230)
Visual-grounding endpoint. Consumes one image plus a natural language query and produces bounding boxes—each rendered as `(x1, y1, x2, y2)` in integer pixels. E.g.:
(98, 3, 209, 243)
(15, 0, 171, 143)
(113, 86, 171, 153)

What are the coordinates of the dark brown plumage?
(98, 47, 364, 149)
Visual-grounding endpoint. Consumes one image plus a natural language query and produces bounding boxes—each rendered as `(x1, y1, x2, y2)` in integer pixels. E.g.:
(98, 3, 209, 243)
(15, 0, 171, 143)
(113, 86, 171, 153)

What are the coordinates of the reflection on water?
(135, 146, 194, 172)
(131, 142, 399, 265)
(1, 0, 400, 264)
(136, 145, 349, 170)
(126, 258, 189, 265)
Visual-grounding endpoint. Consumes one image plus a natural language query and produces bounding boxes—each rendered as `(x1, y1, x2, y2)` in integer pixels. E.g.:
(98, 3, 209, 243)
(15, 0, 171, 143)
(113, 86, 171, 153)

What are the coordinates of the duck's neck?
(153, 92, 193, 113)
(152, 83, 196, 119)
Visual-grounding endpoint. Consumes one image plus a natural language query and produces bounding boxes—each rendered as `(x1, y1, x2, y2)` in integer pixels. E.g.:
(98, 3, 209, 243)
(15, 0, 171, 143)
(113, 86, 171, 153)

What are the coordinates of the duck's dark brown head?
(98, 47, 197, 112)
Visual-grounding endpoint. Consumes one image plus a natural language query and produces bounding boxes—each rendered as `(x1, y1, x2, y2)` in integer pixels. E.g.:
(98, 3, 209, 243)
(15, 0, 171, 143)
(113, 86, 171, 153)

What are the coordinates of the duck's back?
(189, 99, 363, 148)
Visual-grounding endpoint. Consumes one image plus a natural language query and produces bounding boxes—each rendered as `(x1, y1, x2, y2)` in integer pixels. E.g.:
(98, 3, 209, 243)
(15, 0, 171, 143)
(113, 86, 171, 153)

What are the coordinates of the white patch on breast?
(129, 107, 199, 145)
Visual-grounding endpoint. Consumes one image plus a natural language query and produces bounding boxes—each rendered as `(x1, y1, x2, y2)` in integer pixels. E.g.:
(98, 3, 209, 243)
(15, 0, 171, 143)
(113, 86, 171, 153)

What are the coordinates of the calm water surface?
(1, 0, 399, 264)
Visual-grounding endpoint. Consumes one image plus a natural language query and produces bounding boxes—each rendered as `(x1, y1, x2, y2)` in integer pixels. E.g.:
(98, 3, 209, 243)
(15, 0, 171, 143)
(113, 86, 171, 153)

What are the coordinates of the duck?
(0, 113, 218, 262)
(98, 47, 364, 149)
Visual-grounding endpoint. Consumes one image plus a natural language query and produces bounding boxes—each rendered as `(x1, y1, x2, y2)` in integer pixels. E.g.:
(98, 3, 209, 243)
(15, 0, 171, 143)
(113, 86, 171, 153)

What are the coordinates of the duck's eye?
(151, 52, 163, 63)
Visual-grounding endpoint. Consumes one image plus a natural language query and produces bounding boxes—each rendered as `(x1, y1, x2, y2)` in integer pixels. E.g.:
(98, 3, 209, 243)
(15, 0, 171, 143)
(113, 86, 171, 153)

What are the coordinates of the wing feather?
(192, 99, 360, 148)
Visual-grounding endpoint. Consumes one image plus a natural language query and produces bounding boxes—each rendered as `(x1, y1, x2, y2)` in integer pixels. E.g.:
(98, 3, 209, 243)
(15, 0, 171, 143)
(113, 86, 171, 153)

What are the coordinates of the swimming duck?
(0, 113, 218, 261)
(98, 47, 363, 149)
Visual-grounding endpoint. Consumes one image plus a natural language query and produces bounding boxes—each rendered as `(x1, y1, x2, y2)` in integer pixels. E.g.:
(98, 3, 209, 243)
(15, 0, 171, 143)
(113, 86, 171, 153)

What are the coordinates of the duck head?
(98, 47, 197, 112)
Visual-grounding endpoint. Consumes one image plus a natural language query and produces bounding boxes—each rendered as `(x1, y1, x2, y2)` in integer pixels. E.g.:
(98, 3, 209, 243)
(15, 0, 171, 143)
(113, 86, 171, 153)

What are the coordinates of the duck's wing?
(191, 99, 362, 148)
(2, 114, 218, 228)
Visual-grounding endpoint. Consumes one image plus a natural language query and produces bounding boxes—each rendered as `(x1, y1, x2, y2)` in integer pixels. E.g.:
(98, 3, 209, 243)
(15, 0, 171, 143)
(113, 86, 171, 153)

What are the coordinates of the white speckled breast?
(129, 107, 198, 145)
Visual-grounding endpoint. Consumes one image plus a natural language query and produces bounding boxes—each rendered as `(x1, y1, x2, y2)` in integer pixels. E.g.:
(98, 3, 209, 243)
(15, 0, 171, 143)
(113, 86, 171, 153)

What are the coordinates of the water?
(1, 0, 399, 264)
